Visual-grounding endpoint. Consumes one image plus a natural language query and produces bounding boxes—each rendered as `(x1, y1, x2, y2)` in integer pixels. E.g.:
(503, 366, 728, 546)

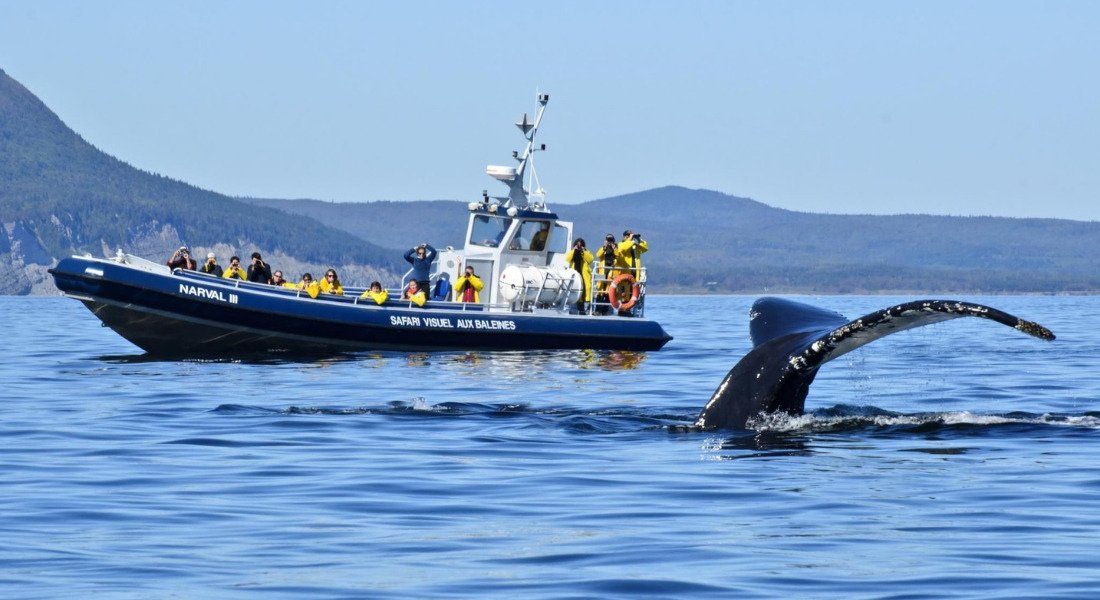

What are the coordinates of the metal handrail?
(587, 261, 647, 317)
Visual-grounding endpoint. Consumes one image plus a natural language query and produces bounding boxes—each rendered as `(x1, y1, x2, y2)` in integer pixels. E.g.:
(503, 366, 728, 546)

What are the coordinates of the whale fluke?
(695, 298, 1055, 430)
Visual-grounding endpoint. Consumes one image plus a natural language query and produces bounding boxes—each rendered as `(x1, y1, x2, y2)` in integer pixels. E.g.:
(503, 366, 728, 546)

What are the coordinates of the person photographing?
(200, 252, 222, 277)
(453, 265, 484, 303)
(166, 246, 196, 271)
(247, 252, 273, 284)
(615, 230, 648, 282)
(565, 238, 594, 313)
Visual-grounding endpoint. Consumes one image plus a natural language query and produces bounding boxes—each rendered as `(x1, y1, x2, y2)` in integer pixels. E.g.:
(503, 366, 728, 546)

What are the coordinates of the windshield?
(469, 215, 513, 248)
(509, 220, 552, 251)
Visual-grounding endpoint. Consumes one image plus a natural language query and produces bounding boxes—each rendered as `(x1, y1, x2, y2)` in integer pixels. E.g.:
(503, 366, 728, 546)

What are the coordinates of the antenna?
(485, 91, 551, 211)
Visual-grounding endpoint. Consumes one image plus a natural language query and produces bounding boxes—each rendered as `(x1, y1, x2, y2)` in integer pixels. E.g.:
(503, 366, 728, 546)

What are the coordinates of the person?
(271, 270, 287, 286)
(200, 252, 223, 277)
(295, 273, 320, 298)
(529, 222, 550, 251)
(404, 280, 427, 307)
(247, 252, 273, 284)
(403, 243, 437, 296)
(167, 246, 196, 270)
(319, 268, 344, 295)
(594, 234, 618, 314)
(453, 265, 484, 303)
(615, 229, 648, 281)
(564, 238, 594, 313)
(222, 256, 247, 280)
(359, 281, 389, 305)
(432, 273, 453, 302)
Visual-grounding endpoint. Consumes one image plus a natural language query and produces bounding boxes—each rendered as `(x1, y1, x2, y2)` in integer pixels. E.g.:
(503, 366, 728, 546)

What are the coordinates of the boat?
(48, 93, 673, 355)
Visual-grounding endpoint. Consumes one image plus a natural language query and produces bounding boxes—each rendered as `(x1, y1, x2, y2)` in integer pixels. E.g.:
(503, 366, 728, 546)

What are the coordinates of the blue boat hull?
(49, 257, 672, 355)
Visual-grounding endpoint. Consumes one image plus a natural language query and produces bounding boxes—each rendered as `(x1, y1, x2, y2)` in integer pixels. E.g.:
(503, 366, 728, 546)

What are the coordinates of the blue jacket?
(403, 245, 437, 281)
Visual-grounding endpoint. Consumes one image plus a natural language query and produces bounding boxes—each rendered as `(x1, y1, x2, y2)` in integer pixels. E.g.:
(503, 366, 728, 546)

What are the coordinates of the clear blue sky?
(1, 1, 1097, 219)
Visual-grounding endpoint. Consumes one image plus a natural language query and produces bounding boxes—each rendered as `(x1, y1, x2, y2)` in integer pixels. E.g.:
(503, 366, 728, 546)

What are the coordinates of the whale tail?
(694, 297, 1055, 430)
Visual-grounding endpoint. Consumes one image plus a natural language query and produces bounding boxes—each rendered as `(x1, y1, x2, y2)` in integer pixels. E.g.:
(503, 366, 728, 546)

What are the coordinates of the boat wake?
(745, 404, 1100, 434)
(212, 401, 1100, 438)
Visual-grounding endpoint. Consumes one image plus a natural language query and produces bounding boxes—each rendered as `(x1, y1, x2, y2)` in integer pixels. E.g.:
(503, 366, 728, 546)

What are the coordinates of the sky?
(0, 1, 1097, 220)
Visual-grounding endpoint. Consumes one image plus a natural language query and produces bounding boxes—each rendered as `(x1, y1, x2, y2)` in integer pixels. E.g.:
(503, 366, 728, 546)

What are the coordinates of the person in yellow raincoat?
(615, 230, 648, 282)
(359, 281, 389, 305)
(319, 269, 344, 295)
(404, 280, 427, 307)
(594, 234, 618, 303)
(222, 256, 248, 280)
(293, 273, 321, 298)
(564, 238, 594, 312)
(453, 265, 484, 303)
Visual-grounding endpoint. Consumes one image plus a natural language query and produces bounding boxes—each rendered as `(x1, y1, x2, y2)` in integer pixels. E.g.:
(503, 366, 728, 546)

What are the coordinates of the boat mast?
(486, 92, 550, 212)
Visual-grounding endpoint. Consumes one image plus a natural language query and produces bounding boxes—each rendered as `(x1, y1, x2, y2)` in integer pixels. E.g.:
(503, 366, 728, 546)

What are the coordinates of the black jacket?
(247, 261, 272, 284)
(201, 262, 223, 277)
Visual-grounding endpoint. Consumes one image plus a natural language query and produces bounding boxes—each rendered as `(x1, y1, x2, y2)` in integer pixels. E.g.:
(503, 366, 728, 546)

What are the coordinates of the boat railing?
(176, 269, 508, 312)
(586, 262, 647, 317)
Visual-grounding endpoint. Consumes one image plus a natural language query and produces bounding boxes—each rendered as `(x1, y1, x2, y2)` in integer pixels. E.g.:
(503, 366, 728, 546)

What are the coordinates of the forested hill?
(0, 68, 398, 294)
(248, 186, 1100, 293)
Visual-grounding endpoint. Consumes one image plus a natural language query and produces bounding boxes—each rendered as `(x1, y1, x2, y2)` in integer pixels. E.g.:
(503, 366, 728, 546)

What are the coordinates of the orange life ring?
(608, 274, 640, 311)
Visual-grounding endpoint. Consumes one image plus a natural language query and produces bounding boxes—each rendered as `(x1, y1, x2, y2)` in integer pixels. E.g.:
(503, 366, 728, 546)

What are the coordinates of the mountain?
(4, 64, 1096, 295)
(247, 186, 1100, 293)
(0, 68, 399, 294)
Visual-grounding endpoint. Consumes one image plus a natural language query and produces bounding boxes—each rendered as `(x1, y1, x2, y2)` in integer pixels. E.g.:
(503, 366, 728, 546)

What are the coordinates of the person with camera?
(222, 256, 247, 280)
(403, 242, 437, 298)
(615, 230, 648, 282)
(565, 238, 594, 313)
(166, 246, 197, 271)
(453, 265, 484, 303)
(247, 252, 273, 284)
(200, 252, 222, 277)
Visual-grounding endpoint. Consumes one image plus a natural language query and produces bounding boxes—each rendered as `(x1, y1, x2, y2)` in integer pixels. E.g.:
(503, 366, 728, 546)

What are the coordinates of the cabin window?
(469, 215, 513, 248)
(509, 220, 552, 252)
(551, 224, 569, 254)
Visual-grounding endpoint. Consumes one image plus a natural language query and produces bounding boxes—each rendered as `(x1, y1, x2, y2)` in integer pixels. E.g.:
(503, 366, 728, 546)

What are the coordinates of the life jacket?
(359, 289, 389, 305)
(319, 279, 344, 295)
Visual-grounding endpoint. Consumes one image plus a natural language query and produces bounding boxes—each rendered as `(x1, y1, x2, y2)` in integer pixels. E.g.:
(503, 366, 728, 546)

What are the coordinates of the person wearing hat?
(166, 246, 197, 271)
(200, 252, 223, 277)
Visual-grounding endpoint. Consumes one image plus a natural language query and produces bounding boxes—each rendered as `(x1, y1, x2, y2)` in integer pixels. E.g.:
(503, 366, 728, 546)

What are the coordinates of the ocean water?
(3, 294, 1100, 598)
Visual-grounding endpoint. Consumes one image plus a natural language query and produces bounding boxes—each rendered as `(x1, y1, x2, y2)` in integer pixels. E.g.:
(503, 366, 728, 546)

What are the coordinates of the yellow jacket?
(359, 289, 389, 305)
(319, 279, 344, 295)
(222, 266, 248, 280)
(564, 248, 594, 302)
(615, 239, 648, 279)
(453, 274, 484, 303)
(296, 280, 320, 299)
(596, 245, 617, 274)
(407, 290, 426, 307)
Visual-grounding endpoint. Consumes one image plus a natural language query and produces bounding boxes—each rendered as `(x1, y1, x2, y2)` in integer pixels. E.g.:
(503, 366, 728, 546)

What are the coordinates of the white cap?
(207, 252, 216, 259)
